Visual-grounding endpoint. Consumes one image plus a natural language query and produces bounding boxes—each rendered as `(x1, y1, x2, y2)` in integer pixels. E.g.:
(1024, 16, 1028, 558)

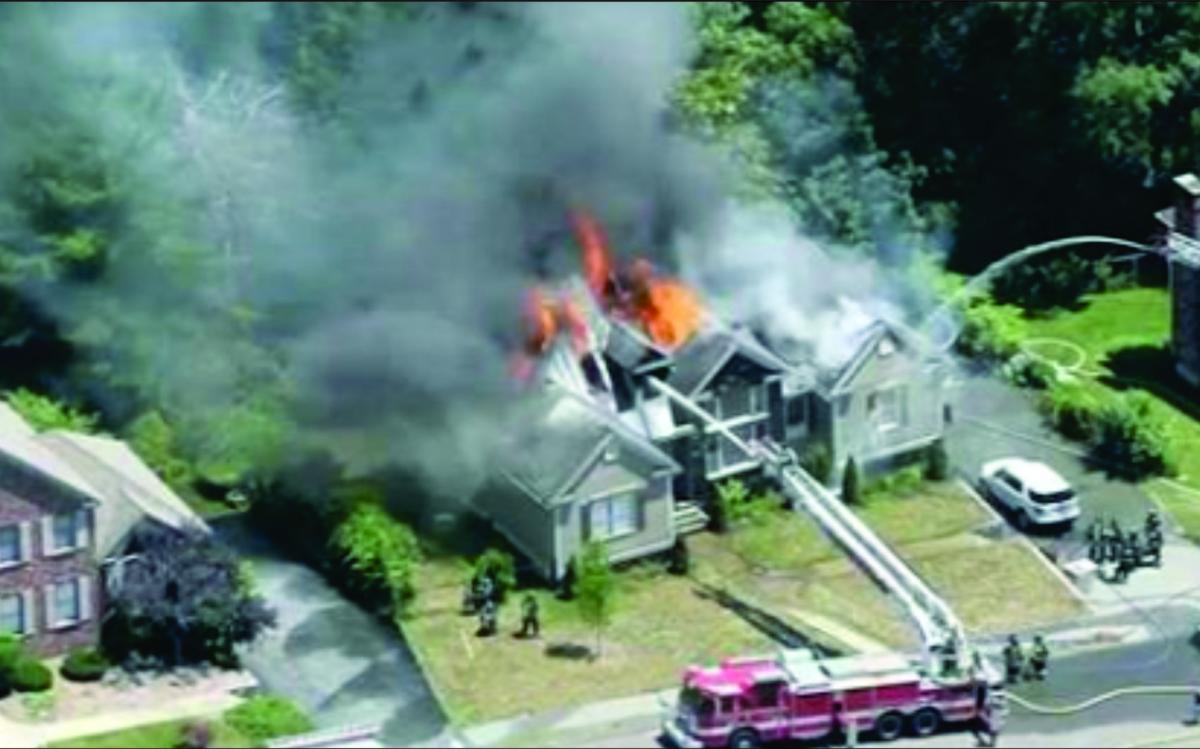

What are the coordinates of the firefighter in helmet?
(1028, 635, 1049, 681)
(1003, 635, 1024, 685)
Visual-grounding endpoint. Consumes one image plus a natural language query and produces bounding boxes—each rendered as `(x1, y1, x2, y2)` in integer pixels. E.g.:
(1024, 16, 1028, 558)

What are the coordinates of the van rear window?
(1031, 489, 1075, 505)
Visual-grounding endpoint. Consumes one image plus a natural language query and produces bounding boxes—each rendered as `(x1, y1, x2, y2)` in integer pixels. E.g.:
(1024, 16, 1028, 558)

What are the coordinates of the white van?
(980, 458, 1081, 531)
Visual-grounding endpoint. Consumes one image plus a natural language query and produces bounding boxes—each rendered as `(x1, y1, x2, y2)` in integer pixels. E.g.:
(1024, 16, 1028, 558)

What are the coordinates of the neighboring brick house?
(0, 403, 207, 655)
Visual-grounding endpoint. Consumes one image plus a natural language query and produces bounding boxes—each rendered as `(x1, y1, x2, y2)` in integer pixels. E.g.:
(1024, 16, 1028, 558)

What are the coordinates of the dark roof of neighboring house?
(502, 384, 680, 508)
(668, 326, 790, 397)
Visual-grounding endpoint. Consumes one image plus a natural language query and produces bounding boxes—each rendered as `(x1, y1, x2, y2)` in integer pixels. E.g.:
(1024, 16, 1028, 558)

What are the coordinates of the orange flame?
(627, 260, 702, 349)
(571, 209, 614, 302)
(523, 287, 558, 356)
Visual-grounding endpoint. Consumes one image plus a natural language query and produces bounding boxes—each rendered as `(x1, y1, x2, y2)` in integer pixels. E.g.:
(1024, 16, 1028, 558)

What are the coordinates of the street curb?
(957, 478, 1092, 611)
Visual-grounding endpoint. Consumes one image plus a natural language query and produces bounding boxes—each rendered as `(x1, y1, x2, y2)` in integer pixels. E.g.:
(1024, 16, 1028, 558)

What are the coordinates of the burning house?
(476, 212, 949, 581)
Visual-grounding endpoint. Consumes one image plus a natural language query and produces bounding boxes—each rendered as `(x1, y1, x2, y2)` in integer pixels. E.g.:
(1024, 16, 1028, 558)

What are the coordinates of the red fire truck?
(663, 650, 1005, 748)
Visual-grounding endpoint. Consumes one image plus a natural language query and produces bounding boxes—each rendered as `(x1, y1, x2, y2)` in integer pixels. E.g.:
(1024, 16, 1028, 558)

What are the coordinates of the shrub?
(1039, 383, 1105, 443)
(841, 458, 862, 506)
(992, 254, 1094, 311)
(1006, 354, 1056, 390)
(667, 536, 691, 576)
(866, 465, 924, 497)
(558, 557, 578, 601)
(223, 695, 314, 744)
(0, 633, 24, 674)
(956, 298, 1028, 363)
(5, 388, 99, 433)
(11, 658, 52, 693)
(473, 548, 517, 603)
(799, 444, 833, 484)
(60, 647, 109, 683)
(1089, 395, 1176, 481)
(330, 503, 422, 618)
(0, 670, 11, 700)
(924, 439, 949, 481)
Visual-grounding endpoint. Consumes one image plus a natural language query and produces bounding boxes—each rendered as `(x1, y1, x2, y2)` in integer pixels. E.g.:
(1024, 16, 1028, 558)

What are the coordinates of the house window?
(0, 526, 19, 565)
(53, 579, 81, 626)
(588, 495, 639, 540)
(838, 395, 851, 417)
(0, 594, 22, 635)
(786, 397, 807, 427)
(52, 514, 77, 552)
(871, 386, 907, 431)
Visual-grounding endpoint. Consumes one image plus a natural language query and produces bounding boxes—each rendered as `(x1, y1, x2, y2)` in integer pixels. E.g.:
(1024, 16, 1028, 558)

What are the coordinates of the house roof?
(39, 431, 209, 560)
(0, 401, 206, 560)
(668, 326, 790, 398)
(501, 384, 679, 508)
(605, 318, 673, 374)
(0, 403, 100, 506)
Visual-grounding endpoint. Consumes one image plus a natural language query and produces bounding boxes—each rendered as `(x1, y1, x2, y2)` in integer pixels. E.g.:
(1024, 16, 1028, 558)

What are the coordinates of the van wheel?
(875, 712, 905, 742)
(911, 707, 942, 737)
(729, 728, 761, 749)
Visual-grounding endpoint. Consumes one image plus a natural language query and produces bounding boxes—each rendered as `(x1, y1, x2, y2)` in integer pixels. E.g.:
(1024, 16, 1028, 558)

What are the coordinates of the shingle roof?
(39, 432, 209, 560)
(605, 319, 673, 373)
(668, 326, 789, 397)
(0, 401, 206, 560)
(501, 385, 679, 507)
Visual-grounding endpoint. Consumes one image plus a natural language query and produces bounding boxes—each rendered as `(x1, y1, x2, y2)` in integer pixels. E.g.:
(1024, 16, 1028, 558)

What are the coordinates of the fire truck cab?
(663, 650, 1004, 749)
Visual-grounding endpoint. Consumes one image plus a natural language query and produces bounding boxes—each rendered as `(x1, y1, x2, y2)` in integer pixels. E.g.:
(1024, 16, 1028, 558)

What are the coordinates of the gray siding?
(474, 479, 556, 580)
(559, 472, 675, 579)
(829, 337, 944, 473)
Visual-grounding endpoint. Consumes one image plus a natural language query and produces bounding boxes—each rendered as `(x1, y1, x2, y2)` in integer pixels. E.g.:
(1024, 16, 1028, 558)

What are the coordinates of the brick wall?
(0, 488, 101, 656)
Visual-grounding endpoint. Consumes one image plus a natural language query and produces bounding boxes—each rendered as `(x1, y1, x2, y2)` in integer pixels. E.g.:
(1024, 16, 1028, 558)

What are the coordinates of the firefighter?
(477, 573, 496, 607)
(1028, 635, 1049, 681)
(1115, 532, 1141, 583)
(1146, 524, 1164, 567)
(1002, 635, 1024, 685)
(1188, 687, 1200, 726)
(461, 576, 478, 615)
(1146, 510, 1163, 538)
(518, 593, 540, 639)
(478, 598, 498, 637)
(1085, 520, 1101, 563)
(1107, 518, 1124, 564)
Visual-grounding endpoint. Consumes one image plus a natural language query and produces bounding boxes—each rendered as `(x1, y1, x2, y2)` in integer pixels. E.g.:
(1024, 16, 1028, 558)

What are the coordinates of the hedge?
(11, 658, 52, 693)
(223, 695, 313, 744)
(1039, 384, 1176, 480)
(60, 647, 110, 683)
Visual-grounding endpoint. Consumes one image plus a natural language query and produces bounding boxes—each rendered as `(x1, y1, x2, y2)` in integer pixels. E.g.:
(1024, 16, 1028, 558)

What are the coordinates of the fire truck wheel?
(874, 712, 905, 742)
(728, 728, 761, 749)
(911, 707, 942, 737)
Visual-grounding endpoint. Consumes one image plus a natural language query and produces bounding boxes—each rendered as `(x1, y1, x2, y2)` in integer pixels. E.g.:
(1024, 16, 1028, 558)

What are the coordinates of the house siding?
(560, 473, 675, 578)
(828, 336, 945, 474)
(474, 479, 556, 580)
(0, 491, 100, 655)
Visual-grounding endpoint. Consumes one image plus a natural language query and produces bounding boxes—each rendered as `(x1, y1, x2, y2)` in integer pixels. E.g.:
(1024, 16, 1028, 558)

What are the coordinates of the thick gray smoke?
(0, 3, 928, 500)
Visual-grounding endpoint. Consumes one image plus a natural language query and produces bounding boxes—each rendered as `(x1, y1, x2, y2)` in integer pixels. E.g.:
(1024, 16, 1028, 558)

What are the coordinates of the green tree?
(924, 439, 949, 482)
(330, 503, 422, 620)
(572, 541, 615, 659)
(473, 548, 517, 603)
(124, 411, 197, 494)
(5, 388, 97, 433)
(841, 457, 862, 506)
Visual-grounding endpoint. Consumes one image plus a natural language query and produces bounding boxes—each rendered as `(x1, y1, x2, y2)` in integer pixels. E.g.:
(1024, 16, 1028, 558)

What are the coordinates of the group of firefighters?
(1085, 510, 1164, 582)
(1001, 633, 1051, 685)
(462, 571, 541, 639)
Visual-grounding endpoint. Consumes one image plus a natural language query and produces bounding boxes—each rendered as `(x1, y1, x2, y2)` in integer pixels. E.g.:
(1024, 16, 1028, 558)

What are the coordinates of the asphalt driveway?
(945, 371, 1158, 557)
(212, 515, 446, 747)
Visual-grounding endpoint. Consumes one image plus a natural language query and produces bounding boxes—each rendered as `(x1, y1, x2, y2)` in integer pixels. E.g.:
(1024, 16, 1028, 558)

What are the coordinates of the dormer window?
(879, 337, 896, 357)
(604, 444, 619, 463)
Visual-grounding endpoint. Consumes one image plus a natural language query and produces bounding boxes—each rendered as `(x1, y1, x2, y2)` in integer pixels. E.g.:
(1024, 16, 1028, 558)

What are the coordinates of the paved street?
(945, 371, 1158, 561)
(212, 515, 446, 748)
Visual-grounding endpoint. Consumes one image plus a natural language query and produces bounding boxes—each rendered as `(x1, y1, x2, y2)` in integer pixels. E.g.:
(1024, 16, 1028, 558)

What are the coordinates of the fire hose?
(1007, 686, 1197, 716)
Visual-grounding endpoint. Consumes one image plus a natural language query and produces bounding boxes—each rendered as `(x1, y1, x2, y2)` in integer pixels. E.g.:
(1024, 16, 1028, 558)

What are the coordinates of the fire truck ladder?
(646, 377, 969, 677)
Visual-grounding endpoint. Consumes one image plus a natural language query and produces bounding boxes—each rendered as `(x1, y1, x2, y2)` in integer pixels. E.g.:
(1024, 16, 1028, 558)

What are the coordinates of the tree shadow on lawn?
(544, 643, 593, 661)
(692, 582, 838, 654)
(1101, 344, 1200, 423)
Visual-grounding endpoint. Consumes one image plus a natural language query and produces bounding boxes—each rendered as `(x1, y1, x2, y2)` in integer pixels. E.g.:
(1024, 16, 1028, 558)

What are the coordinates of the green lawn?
(856, 480, 991, 546)
(47, 718, 251, 749)
(1023, 287, 1170, 360)
(1021, 286, 1200, 497)
(1145, 479, 1200, 543)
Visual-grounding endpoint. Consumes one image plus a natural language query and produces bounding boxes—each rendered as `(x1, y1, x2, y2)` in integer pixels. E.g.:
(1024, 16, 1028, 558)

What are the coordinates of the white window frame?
(588, 494, 639, 541)
(0, 525, 21, 568)
(42, 509, 89, 558)
(873, 386, 906, 432)
(0, 592, 23, 635)
(45, 576, 91, 631)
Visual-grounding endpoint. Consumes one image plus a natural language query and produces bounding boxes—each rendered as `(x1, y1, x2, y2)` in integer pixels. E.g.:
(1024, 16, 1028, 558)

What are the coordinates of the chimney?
(1173, 173, 1200, 238)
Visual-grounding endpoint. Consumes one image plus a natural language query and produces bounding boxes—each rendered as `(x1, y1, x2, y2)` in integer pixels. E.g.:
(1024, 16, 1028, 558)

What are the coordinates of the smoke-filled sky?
(0, 3, 924, 498)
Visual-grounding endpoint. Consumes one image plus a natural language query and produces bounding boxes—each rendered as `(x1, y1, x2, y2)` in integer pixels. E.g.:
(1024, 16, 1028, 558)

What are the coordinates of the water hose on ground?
(1008, 686, 1196, 716)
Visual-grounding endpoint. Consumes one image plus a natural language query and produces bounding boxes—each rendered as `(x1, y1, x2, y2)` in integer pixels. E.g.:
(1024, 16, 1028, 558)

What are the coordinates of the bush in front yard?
(60, 647, 110, 683)
(841, 458, 862, 506)
(11, 658, 52, 693)
(0, 633, 23, 674)
(0, 669, 11, 700)
(473, 548, 517, 603)
(799, 444, 833, 484)
(1089, 395, 1177, 481)
(1039, 382, 1104, 443)
(667, 536, 691, 576)
(223, 694, 314, 744)
(924, 439, 949, 481)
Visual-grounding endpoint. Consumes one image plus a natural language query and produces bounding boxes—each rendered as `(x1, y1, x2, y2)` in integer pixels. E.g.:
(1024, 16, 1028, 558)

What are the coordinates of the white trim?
(18, 521, 31, 563)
